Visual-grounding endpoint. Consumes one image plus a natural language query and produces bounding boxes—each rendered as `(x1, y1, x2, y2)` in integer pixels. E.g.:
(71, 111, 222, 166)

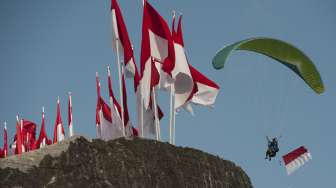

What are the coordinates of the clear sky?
(0, 0, 335, 187)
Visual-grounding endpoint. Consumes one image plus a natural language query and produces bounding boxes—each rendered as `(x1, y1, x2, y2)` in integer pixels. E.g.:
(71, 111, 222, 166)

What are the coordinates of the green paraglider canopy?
(212, 37, 324, 94)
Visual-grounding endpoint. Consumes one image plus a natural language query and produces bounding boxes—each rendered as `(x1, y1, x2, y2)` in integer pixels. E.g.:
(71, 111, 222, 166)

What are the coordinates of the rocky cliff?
(0, 136, 253, 188)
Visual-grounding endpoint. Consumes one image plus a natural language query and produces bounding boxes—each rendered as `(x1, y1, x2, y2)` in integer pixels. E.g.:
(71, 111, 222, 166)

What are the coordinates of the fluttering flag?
(111, 0, 137, 77)
(68, 92, 74, 137)
(107, 67, 123, 134)
(98, 96, 123, 140)
(22, 119, 37, 151)
(35, 107, 52, 149)
(2, 122, 8, 158)
(15, 116, 23, 155)
(106, 67, 124, 139)
(185, 64, 220, 109)
(96, 72, 102, 138)
(282, 146, 312, 175)
(121, 72, 138, 137)
(171, 15, 194, 109)
(140, 0, 175, 109)
(53, 97, 65, 143)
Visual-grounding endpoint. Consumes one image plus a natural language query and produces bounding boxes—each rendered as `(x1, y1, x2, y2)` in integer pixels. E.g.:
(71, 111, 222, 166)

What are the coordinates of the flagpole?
(152, 87, 160, 141)
(68, 92, 73, 137)
(116, 38, 125, 137)
(169, 84, 175, 144)
(140, 84, 144, 137)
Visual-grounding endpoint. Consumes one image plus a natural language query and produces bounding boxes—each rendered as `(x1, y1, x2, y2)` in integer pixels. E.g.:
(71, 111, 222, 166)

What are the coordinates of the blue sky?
(0, 0, 335, 187)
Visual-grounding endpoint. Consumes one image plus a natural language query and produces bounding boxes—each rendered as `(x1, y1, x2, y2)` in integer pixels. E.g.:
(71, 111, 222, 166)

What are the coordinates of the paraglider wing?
(212, 37, 324, 94)
(282, 146, 312, 175)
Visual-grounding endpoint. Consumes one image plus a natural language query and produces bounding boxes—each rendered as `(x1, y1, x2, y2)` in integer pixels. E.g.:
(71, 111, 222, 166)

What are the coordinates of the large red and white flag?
(96, 72, 102, 138)
(35, 107, 52, 149)
(2, 122, 8, 158)
(184, 64, 220, 112)
(171, 15, 194, 109)
(282, 146, 312, 175)
(111, 0, 137, 77)
(53, 97, 65, 143)
(107, 67, 123, 137)
(68, 92, 74, 137)
(140, 0, 175, 109)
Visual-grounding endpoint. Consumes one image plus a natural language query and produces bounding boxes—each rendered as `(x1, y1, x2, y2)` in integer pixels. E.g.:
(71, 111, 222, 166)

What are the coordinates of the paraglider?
(265, 136, 279, 161)
(212, 37, 325, 94)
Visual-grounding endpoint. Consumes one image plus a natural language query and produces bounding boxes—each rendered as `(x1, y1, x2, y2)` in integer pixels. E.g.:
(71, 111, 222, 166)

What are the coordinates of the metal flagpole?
(116, 39, 125, 137)
(169, 84, 175, 144)
(152, 87, 160, 141)
(140, 84, 144, 137)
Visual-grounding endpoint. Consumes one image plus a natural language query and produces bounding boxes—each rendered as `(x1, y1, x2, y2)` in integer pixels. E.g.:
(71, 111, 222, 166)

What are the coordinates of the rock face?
(0, 136, 253, 188)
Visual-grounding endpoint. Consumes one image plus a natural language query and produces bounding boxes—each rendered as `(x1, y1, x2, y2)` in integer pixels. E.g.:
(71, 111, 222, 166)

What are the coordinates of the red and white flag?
(132, 59, 164, 137)
(282, 146, 312, 175)
(107, 67, 123, 137)
(183, 64, 220, 112)
(35, 107, 52, 149)
(171, 15, 194, 109)
(140, 0, 175, 109)
(53, 97, 65, 143)
(111, 0, 137, 77)
(22, 119, 37, 151)
(98, 96, 123, 140)
(68, 92, 74, 137)
(15, 116, 24, 155)
(2, 122, 8, 158)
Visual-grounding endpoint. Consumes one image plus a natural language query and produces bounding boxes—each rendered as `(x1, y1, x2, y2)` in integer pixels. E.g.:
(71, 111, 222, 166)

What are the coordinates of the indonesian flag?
(2, 123, 8, 158)
(35, 107, 52, 149)
(282, 146, 312, 175)
(171, 15, 194, 109)
(22, 119, 37, 151)
(107, 67, 123, 134)
(140, 0, 175, 109)
(130, 57, 164, 137)
(183, 64, 220, 113)
(96, 72, 102, 138)
(15, 117, 24, 155)
(111, 0, 137, 78)
(53, 97, 65, 143)
(121, 72, 138, 137)
(98, 97, 123, 140)
(68, 92, 74, 137)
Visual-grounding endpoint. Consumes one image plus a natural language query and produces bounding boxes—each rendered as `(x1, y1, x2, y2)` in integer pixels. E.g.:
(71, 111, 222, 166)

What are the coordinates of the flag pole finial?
(57, 96, 60, 103)
(4, 121, 7, 129)
(42, 106, 45, 113)
(107, 66, 111, 76)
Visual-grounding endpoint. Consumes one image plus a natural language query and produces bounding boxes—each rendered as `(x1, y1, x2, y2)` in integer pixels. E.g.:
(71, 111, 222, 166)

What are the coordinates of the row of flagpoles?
(0, 93, 73, 158)
(95, 0, 219, 143)
(0, 0, 220, 158)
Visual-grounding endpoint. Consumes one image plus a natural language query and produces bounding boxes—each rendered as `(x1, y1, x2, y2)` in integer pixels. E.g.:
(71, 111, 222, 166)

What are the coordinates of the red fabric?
(132, 127, 139, 137)
(122, 73, 130, 127)
(107, 71, 122, 119)
(15, 121, 22, 155)
(111, 0, 135, 71)
(140, 1, 175, 79)
(53, 100, 65, 143)
(172, 16, 184, 47)
(0, 148, 3, 158)
(283, 146, 308, 165)
(3, 126, 8, 157)
(22, 120, 37, 151)
(35, 111, 52, 149)
(99, 97, 112, 123)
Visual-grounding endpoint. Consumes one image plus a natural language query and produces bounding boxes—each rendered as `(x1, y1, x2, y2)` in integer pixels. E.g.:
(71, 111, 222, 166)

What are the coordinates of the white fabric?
(141, 58, 152, 109)
(111, 10, 123, 53)
(172, 43, 193, 109)
(57, 123, 64, 142)
(191, 82, 219, 106)
(285, 152, 312, 175)
(99, 109, 123, 141)
(149, 30, 168, 62)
